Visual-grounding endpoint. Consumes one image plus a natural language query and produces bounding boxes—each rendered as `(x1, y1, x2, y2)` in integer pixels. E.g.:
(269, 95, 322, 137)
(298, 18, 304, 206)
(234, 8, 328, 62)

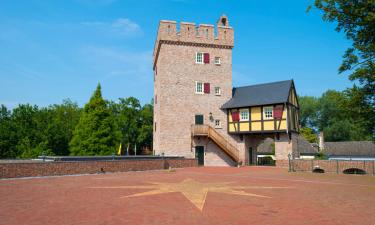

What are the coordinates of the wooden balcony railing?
(192, 124, 240, 163)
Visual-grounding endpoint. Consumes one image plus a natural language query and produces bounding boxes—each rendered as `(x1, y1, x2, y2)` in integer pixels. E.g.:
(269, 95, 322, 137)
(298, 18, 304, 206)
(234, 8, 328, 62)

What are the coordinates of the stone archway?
(343, 168, 366, 175)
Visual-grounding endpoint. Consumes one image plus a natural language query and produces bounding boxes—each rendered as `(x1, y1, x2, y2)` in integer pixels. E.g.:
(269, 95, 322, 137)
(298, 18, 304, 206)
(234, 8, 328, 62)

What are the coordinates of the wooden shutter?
(204, 83, 210, 94)
(273, 105, 283, 119)
(231, 111, 239, 121)
(204, 53, 210, 64)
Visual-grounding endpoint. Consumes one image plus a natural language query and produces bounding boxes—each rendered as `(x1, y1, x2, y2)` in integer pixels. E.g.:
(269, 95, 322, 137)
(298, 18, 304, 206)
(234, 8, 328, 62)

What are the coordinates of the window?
(196, 52, 203, 64)
(214, 87, 221, 96)
(240, 109, 249, 121)
(214, 119, 221, 128)
(154, 122, 156, 131)
(195, 82, 203, 94)
(264, 106, 273, 119)
(214, 57, 221, 65)
(196, 52, 210, 64)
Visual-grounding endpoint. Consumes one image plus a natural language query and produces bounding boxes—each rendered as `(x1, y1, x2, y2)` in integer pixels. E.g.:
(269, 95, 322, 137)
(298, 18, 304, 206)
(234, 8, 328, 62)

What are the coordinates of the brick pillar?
(275, 133, 298, 167)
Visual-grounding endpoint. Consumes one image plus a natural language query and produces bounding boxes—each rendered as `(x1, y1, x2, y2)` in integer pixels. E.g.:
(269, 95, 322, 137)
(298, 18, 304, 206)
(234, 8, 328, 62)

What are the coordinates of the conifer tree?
(69, 84, 120, 155)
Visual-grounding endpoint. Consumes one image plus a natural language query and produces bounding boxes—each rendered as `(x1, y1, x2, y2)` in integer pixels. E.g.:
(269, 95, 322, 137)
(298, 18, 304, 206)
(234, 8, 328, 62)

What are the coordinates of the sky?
(0, 0, 353, 109)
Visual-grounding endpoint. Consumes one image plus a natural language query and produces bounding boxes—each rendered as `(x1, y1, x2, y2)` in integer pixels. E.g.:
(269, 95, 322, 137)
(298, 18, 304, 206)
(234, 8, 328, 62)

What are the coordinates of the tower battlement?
(153, 15, 234, 68)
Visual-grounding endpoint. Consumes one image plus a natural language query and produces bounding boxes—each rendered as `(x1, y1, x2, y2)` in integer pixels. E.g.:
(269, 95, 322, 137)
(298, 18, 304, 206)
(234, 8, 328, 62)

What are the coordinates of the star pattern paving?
(90, 178, 290, 211)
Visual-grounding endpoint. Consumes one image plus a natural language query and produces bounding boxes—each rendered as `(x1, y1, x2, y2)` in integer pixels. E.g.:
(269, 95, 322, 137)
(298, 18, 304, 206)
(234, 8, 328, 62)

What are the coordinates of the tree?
(0, 105, 14, 158)
(69, 84, 120, 155)
(111, 97, 141, 154)
(45, 99, 81, 156)
(311, 0, 375, 106)
(137, 102, 153, 150)
(299, 96, 319, 129)
(300, 127, 318, 143)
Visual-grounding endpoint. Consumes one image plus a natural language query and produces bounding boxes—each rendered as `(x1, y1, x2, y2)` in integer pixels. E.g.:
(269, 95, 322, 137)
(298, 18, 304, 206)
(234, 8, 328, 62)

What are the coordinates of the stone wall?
(292, 159, 375, 175)
(0, 158, 197, 179)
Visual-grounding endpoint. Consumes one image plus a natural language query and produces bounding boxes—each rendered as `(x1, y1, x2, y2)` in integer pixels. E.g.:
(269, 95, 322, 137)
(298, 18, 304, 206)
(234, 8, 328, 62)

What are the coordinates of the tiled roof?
(222, 80, 293, 109)
(324, 141, 375, 157)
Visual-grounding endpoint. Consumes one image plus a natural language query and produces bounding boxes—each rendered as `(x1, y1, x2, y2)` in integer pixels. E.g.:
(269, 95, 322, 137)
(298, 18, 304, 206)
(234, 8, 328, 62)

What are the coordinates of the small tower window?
(214, 119, 221, 129)
(221, 18, 227, 26)
(195, 82, 203, 94)
(214, 87, 221, 96)
(205, 29, 209, 38)
(195, 52, 203, 64)
(214, 57, 221, 65)
(167, 25, 171, 33)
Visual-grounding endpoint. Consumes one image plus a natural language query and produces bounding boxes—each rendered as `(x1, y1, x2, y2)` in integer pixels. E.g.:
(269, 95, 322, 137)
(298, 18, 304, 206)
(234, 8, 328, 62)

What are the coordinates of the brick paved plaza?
(1, 167, 374, 225)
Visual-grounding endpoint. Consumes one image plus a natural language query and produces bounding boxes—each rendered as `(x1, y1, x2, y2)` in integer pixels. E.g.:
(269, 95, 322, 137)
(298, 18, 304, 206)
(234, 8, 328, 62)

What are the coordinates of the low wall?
(0, 158, 198, 179)
(292, 159, 375, 175)
(276, 160, 289, 168)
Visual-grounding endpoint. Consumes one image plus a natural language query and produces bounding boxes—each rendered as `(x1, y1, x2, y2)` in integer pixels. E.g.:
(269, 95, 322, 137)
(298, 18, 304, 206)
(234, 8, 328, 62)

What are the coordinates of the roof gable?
(222, 80, 293, 109)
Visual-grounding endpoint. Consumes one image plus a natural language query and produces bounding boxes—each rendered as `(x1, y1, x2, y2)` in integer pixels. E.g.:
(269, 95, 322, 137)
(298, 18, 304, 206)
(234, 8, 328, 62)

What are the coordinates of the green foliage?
(299, 88, 373, 142)
(300, 127, 318, 143)
(69, 84, 121, 156)
(0, 100, 80, 159)
(0, 83, 153, 159)
(45, 100, 81, 156)
(110, 97, 154, 154)
(299, 96, 319, 128)
(312, 0, 375, 108)
(315, 150, 328, 160)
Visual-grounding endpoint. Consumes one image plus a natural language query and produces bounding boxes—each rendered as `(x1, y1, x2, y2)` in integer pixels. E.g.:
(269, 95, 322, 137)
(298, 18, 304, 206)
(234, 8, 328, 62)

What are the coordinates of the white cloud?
(81, 18, 142, 37)
(111, 18, 140, 33)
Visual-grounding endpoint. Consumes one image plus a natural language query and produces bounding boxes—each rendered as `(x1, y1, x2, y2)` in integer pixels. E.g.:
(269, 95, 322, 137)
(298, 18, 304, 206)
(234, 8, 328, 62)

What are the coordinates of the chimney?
(319, 132, 324, 150)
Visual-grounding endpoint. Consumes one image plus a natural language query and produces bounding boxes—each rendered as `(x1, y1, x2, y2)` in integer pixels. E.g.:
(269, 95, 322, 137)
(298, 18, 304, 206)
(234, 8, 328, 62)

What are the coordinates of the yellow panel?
(229, 123, 236, 132)
(251, 122, 261, 131)
(251, 107, 261, 120)
(228, 109, 235, 122)
(280, 120, 287, 130)
(263, 121, 274, 130)
(282, 107, 287, 119)
(240, 122, 249, 131)
(288, 89, 298, 106)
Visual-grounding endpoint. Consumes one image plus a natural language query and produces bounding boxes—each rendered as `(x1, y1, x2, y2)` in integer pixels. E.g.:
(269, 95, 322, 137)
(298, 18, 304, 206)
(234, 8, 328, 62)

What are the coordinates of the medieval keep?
(153, 15, 300, 166)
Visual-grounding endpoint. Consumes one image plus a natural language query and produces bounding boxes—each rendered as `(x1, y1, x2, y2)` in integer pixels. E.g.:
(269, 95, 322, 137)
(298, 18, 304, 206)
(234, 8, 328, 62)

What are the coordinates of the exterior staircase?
(191, 124, 240, 163)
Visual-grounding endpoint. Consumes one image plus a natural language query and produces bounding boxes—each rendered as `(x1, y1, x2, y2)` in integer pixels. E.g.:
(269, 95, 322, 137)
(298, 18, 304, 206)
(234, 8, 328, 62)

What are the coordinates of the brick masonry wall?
(292, 159, 375, 175)
(276, 160, 290, 168)
(0, 158, 197, 179)
(153, 17, 244, 167)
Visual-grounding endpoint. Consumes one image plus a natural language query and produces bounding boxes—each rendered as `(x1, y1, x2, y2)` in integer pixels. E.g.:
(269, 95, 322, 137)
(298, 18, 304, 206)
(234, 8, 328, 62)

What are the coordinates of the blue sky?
(0, 0, 352, 109)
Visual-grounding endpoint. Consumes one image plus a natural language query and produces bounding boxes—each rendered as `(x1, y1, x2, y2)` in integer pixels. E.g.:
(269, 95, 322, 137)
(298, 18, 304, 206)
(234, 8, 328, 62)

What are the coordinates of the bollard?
(336, 160, 339, 174)
(288, 154, 291, 172)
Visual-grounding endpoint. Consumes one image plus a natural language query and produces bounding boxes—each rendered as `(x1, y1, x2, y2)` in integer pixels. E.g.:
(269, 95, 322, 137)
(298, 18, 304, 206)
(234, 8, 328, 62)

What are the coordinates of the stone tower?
(153, 15, 241, 165)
